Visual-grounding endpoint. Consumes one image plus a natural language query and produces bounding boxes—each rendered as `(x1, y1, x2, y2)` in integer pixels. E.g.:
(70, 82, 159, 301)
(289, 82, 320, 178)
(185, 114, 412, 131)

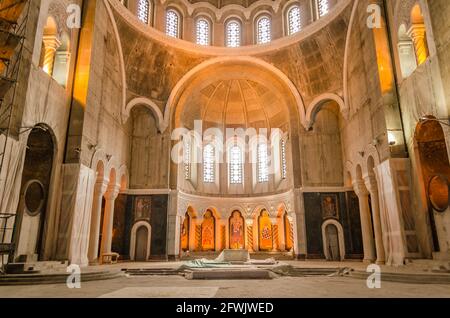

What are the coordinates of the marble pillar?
(407, 24, 428, 65)
(353, 181, 376, 263)
(87, 179, 108, 262)
(99, 185, 120, 257)
(246, 219, 254, 252)
(365, 175, 386, 264)
(42, 35, 61, 76)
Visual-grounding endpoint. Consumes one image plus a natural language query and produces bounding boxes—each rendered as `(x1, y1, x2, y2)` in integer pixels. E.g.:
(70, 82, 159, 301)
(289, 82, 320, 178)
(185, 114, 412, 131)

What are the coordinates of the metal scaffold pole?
(0, 0, 30, 273)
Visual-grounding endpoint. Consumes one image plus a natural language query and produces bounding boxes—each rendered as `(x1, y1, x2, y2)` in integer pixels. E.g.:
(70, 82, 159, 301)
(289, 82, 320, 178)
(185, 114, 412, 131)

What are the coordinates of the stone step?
(125, 268, 181, 276)
(0, 270, 123, 286)
(406, 259, 450, 272)
(290, 267, 341, 276)
(348, 270, 450, 284)
(184, 268, 275, 280)
(5, 261, 69, 274)
(249, 252, 294, 260)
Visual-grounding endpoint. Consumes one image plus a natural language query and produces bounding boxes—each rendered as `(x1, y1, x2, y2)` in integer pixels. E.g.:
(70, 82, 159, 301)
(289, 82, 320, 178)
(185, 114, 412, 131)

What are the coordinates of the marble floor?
(0, 261, 449, 298)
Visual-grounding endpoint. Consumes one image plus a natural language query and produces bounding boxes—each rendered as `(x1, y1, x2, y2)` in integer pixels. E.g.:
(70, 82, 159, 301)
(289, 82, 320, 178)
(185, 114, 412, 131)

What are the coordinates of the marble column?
(188, 217, 196, 252)
(353, 181, 376, 263)
(87, 179, 108, 262)
(246, 219, 254, 252)
(278, 216, 286, 252)
(42, 35, 61, 76)
(53, 50, 71, 86)
(365, 175, 386, 265)
(407, 24, 428, 65)
(99, 185, 120, 258)
(271, 217, 278, 252)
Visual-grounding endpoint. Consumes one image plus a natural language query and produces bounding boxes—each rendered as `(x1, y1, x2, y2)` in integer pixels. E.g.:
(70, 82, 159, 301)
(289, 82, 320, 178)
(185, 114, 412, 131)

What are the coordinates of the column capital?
(42, 35, 61, 51)
(104, 185, 120, 200)
(94, 179, 109, 195)
(407, 23, 426, 40)
(353, 181, 369, 197)
(363, 174, 378, 194)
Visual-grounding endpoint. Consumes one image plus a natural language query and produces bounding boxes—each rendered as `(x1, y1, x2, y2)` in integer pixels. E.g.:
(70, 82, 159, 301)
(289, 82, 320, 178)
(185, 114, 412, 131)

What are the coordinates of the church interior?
(0, 0, 450, 298)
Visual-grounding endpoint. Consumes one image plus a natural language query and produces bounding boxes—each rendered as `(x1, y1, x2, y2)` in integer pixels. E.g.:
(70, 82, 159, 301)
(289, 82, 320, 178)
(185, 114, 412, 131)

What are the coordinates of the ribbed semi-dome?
(180, 79, 289, 130)
(187, 0, 262, 8)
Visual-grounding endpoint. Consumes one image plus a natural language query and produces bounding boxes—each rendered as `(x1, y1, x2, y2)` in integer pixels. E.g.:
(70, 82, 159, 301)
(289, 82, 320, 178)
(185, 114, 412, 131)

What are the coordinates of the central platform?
(216, 249, 250, 263)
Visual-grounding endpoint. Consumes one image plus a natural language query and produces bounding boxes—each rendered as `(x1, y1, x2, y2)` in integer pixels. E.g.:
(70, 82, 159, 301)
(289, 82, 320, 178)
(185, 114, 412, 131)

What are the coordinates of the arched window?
(317, 0, 329, 18)
(203, 144, 215, 183)
(257, 143, 269, 183)
(409, 4, 429, 66)
(280, 139, 287, 179)
(226, 19, 241, 48)
(287, 5, 301, 35)
(196, 18, 210, 46)
(166, 9, 180, 38)
(256, 15, 271, 44)
(138, 0, 151, 25)
(229, 145, 243, 184)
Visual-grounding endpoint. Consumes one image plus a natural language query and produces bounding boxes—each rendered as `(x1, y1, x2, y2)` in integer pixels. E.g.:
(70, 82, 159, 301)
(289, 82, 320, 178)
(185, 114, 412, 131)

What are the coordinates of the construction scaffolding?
(0, 0, 30, 272)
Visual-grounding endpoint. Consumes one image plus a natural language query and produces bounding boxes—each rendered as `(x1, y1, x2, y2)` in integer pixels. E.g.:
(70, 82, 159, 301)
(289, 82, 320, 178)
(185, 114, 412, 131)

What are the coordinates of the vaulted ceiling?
(179, 79, 289, 130)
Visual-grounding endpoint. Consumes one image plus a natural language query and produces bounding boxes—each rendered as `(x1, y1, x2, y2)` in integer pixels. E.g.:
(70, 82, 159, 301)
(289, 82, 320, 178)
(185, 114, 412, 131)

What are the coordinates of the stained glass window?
(257, 143, 269, 183)
(166, 9, 180, 38)
(196, 18, 210, 46)
(203, 144, 215, 183)
(226, 20, 241, 48)
(287, 5, 301, 35)
(229, 146, 243, 184)
(137, 0, 150, 25)
(257, 16, 271, 44)
(317, 0, 329, 18)
(281, 139, 287, 179)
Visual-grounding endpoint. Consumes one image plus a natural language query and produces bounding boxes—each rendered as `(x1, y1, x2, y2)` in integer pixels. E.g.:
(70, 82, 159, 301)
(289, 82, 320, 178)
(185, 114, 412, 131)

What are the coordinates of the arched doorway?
(181, 212, 190, 251)
(229, 210, 245, 249)
(415, 117, 450, 253)
(258, 209, 273, 251)
(135, 226, 148, 261)
(130, 221, 151, 261)
(14, 126, 54, 261)
(322, 220, 346, 261)
(201, 210, 215, 251)
(325, 224, 340, 261)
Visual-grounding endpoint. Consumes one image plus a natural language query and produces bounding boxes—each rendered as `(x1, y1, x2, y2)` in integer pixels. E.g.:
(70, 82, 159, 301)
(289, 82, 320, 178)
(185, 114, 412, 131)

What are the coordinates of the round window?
(24, 180, 45, 216)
